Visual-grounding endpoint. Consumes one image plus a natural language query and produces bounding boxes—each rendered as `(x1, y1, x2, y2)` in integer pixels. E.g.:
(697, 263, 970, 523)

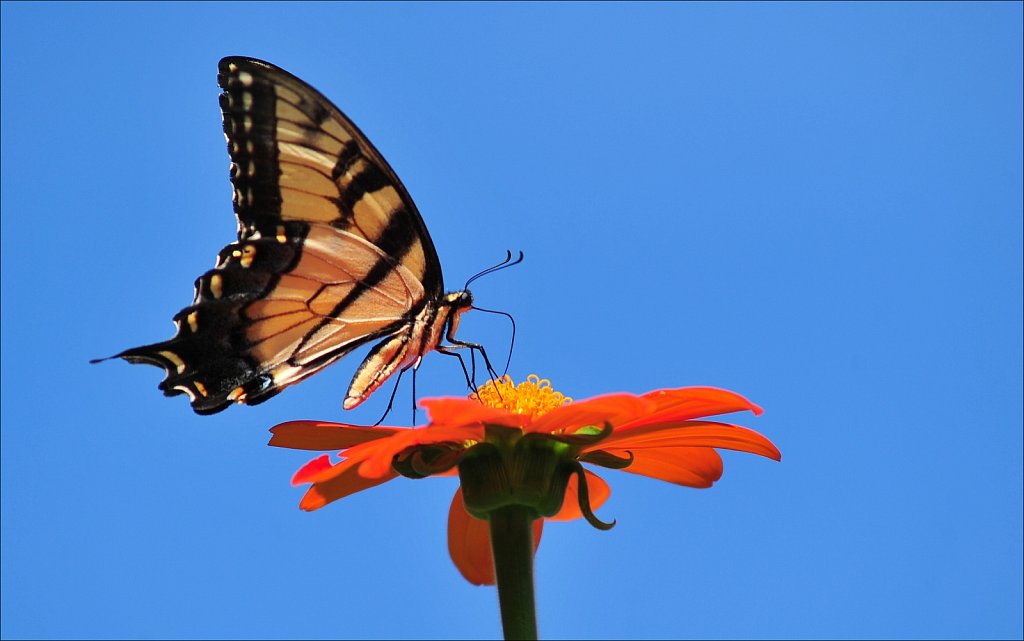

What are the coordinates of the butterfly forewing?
(218, 57, 441, 294)
(106, 56, 466, 414)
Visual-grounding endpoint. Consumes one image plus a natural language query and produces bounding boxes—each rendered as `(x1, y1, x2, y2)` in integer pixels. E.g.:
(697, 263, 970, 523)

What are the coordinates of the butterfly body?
(103, 57, 478, 414)
(345, 290, 473, 410)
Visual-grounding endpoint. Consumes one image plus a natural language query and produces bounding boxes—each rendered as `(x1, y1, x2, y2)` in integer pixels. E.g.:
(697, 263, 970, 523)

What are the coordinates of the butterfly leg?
(447, 337, 502, 385)
(372, 367, 407, 426)
(436, 346, 480, 395)
(445, 315, 503, 383)
(411, 366, 418, 425)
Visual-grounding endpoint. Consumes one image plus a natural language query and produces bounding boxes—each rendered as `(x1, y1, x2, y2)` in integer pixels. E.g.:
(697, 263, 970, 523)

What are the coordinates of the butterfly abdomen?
(344, 291, 472, 410)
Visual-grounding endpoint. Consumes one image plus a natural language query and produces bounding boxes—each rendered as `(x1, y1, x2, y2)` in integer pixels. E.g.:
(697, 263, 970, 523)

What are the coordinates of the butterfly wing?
(220, 57, 443, 291)
(108, 57, 445, 414)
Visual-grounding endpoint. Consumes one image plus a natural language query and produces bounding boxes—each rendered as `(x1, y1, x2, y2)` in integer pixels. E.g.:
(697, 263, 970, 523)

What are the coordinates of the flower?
(269, 376, 780, 585)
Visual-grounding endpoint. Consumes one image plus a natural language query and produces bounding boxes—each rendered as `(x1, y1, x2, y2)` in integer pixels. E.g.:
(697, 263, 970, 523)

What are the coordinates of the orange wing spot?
(240, 245, 257, 268)
(227, 386, 247, 403)
(187, 311, 199, 333)
(194, 381, 209, 397)
(209, 273, 224, 299)
(276, 225, 287, 243)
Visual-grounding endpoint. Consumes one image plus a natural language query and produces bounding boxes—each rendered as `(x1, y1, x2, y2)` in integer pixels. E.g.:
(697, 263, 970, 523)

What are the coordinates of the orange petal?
(299, 463, 398, 511)
(603, 446, 724, 488)
(526, 393, 653, 434)
(447, 488, 544, 586)
(292, 454, 335, 485)
(548, 469, 611, 521)
(598, 421, 782, 461)
(420, 398, 527, 427)
(447, 488, 495, 586)
(291, 448, 385, 486)
(286, 439, 394, 488)
(269, 420, 399, 451)
(627, 387, 763, 428)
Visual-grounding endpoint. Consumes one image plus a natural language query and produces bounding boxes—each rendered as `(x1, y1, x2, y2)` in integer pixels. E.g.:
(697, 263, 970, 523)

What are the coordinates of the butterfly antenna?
(443, 251, 524, 404)
(471, 305, 517, 377)
(463, 250, 524, 290)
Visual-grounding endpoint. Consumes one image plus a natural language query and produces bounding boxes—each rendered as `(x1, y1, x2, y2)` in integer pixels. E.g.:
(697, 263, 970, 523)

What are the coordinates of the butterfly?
(98, 56, 507, 415)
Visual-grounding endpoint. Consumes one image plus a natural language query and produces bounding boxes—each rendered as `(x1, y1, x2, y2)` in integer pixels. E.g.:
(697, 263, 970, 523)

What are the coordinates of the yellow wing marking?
(278, 141, 336, 173)
(158, 350, 186, 374)
(279, 185, 339, 223)
(280, 162, 338, 198)
(266, 85, 432, 286)
(274, 89, 352, 156)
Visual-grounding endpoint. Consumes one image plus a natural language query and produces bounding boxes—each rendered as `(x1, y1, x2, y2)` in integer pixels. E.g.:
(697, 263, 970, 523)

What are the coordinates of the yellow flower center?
(471, 374, 571, 418)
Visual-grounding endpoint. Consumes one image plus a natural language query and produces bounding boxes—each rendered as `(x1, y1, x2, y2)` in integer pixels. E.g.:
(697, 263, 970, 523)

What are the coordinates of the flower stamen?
(471, 374, 572, 418)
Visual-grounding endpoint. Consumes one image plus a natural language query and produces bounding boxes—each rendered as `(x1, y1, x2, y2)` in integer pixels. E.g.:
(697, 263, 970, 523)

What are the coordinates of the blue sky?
(2, 2, 1021, 639)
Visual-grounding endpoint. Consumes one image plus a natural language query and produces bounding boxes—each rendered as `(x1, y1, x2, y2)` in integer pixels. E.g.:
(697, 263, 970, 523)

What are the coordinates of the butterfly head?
(440, 290, 474, 339)
(444, 290, 474, 310)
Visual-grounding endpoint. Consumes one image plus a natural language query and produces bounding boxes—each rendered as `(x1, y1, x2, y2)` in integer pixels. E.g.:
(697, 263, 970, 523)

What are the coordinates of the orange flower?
(269, 376, 780, 585)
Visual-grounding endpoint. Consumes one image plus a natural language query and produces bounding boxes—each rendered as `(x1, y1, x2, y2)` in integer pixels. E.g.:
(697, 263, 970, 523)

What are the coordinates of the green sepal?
(571, 462, 616, 531)
(392, 445, 462, 479)
(458, 436, 576, 520)
(581, 449, 634, 470)
(539, 422, 613, 447)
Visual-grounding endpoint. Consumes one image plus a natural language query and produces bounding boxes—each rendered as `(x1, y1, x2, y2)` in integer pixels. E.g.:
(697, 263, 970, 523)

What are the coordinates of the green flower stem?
(489, 505, 539, 640)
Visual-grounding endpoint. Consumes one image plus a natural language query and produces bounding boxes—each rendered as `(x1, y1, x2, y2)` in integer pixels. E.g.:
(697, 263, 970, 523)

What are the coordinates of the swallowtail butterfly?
(98, 57, 493, 415)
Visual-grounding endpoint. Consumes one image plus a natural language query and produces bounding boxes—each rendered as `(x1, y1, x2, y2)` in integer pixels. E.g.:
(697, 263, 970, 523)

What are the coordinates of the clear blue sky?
(2, 2, 1021, 639)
